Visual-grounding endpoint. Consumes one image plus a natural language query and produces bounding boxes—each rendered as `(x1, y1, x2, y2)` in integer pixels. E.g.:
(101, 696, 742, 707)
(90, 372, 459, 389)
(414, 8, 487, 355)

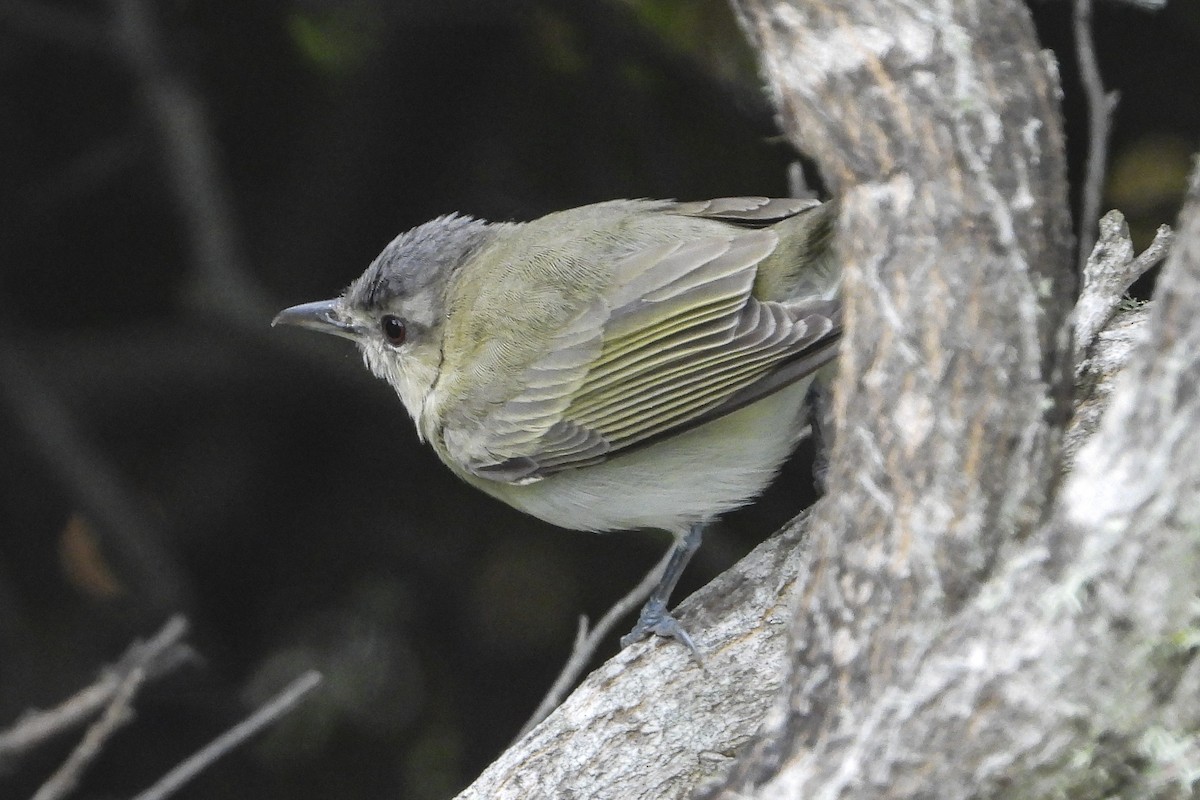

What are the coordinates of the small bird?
(274, 196, 841, 656)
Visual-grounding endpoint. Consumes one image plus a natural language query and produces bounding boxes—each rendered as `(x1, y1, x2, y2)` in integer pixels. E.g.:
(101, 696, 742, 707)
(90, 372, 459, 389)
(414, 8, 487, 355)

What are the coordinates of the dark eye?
(381, 315, 406, 346)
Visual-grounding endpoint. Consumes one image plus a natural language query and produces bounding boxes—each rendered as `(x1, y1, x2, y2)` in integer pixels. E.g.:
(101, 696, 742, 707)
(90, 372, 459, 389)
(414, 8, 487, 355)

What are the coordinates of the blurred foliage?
(0, 0, 1196, 798)
(1108, 133, 1195, 247)
(532, 6, 589, 75)
(286, 4, 387, 76)
(616, 0, 760, 84)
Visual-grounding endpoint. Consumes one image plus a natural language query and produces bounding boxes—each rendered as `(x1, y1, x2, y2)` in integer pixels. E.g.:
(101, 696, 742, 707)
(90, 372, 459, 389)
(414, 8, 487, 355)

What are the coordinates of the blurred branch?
(1099, 0, 1167, 9)
(31, 666, 145, 800)
(108, 0, 272, 324)
(0, 347, 191, 612)
(129, 670, 323, 800)
(516, 544, 673, 740)
(0, 617, 190, 787)
(1, 619, 321, 800)
(1073, 0, 1119, 270)
(5, 0, 276, 328)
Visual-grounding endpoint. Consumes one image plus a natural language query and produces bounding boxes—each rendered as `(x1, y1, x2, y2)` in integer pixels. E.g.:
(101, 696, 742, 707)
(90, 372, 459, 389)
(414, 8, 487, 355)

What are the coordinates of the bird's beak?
(272, 299, 363, 341)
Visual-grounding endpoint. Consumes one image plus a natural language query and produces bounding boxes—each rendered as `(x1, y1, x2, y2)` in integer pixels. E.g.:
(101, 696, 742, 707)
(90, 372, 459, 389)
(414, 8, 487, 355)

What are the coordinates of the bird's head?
(273, 213, 495, 425)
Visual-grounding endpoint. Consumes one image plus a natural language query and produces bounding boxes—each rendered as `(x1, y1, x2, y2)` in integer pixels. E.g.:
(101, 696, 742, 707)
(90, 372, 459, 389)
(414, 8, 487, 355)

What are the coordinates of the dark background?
(1, 1, 1196, 797)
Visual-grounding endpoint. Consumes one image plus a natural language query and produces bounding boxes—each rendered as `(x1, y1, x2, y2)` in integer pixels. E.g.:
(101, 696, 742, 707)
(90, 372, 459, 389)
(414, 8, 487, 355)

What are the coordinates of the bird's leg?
(620, 521, 706, 659)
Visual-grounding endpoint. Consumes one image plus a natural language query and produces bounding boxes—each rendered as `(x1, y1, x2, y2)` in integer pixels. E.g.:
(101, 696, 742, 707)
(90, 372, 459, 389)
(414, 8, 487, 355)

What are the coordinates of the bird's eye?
(381, 315, 407, 346)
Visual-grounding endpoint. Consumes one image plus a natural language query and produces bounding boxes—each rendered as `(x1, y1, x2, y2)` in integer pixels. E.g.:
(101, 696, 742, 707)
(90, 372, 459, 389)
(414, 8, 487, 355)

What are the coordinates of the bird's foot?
(620, 599, 702, 663)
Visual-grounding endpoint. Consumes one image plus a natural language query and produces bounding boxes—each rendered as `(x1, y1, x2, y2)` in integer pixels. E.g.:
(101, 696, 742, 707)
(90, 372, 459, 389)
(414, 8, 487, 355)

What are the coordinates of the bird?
(273, 196, 841, 657)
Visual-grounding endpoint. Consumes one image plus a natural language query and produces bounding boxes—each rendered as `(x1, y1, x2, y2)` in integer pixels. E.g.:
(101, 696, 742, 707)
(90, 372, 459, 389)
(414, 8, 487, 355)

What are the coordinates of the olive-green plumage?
(273, 196, 840, 653)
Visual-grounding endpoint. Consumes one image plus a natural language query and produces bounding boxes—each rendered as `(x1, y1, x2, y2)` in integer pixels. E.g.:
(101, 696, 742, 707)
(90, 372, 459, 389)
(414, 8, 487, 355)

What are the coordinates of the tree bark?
(708, 0, 1198, 796)
(710, 173, 1200, 800)
(452, 1, 1199, 798)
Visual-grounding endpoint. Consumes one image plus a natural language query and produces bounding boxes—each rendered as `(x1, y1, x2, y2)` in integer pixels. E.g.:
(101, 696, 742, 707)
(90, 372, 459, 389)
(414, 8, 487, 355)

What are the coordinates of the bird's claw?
(621, 601, 702, 664)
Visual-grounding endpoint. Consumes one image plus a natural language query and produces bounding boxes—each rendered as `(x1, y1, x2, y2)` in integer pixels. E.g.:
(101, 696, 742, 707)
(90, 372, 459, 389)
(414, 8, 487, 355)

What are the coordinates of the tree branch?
(1073, 0, 1119, 270)
(0, 616, 190, 764)
(1074, 211, 1172, 363)
(714, 2, 1074, 792)
(455, 518, 814, 799)
(130, 670, 323, 800)
(516, 544, 673, 740)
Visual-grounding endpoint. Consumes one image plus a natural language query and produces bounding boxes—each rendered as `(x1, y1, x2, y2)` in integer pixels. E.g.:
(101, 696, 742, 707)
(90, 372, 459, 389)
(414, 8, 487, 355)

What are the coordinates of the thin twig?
(30, 666, 146, 800)
(515, 546, 676, 740)
(129, 670, 323, 800)
(13, 617, 190, 800)
(1125, 223, 1174, 279)
(1073, 0, 1119, 271)
(0, 616, 189, 763)
(0, 677, 119, 762)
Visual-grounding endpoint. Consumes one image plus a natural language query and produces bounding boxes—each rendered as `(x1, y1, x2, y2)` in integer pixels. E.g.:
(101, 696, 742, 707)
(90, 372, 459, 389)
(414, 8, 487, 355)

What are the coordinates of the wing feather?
(445, 209, 839, 482)
(667, 196, 822, 224)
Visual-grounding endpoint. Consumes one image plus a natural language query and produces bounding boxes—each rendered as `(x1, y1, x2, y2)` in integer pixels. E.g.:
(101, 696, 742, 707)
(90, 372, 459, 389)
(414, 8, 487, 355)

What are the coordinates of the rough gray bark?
(703, 1, 1199, 797)
(710, 177, 1200, 800)
(451, 1, 1199, 798)
(714, 0, 1068, 791)
(718, 198, 1200, 795)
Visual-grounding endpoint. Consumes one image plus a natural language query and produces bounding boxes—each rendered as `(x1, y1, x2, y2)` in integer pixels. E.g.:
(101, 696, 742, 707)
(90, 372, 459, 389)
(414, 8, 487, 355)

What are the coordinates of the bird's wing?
(443, 225, 840, 484)
(665, 195, 822, 225)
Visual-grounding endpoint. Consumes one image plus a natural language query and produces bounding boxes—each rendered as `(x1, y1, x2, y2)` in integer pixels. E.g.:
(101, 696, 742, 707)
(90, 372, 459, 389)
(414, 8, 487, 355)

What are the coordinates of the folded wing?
(445, 218, 840, 484)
